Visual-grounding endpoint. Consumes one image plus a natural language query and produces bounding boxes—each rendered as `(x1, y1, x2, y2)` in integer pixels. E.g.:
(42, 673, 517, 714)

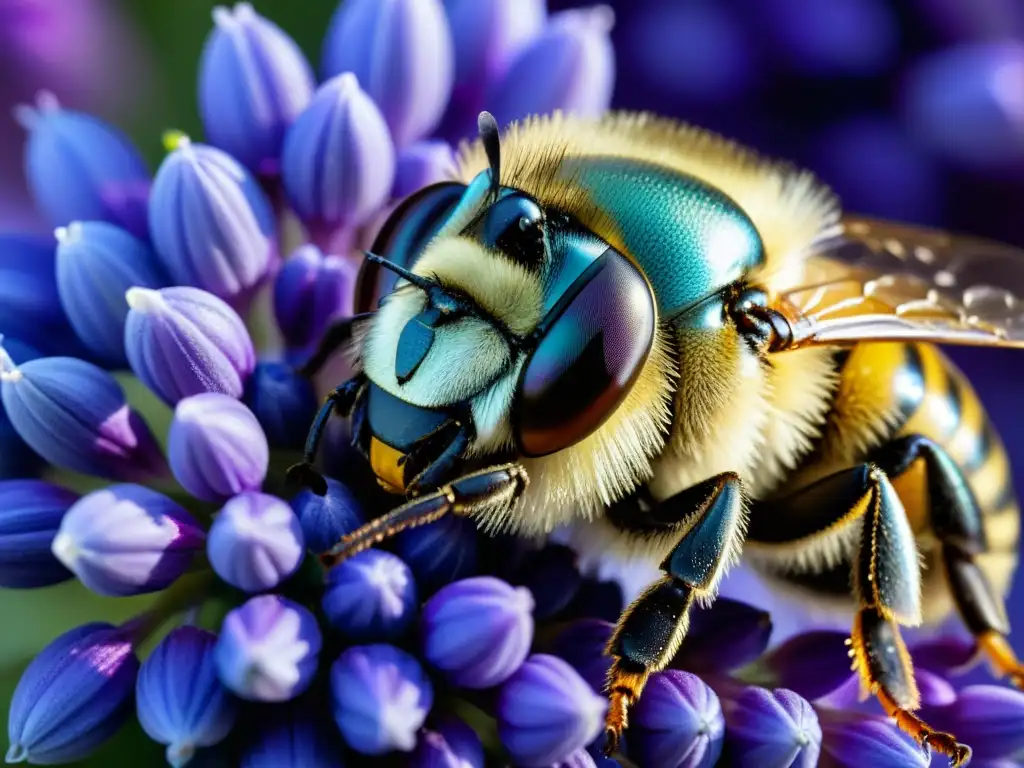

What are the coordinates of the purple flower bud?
(281, 74, 396, 238)
(0, 480, 77, 588)
(927, 685, 1024, 760)
(550, 619, 613, 694)
(215, 595, 321, 702)
(676, 598, 773, 673)
(16, 92, 150, 238)
(903, 42, 1024, 171)
(762, 630, 855, 701)
(290, 477, 365, 554)
(272, 245, 356, 351)
(395, 513, 478, 593)
(422, 576, 533, 689)
(51, 484, 205, 596)
(410, 716, 484, 768)
(497, 654, 606, 767)
(240, 702, 345, 768)
(915, 668, 957, 708)
(148, 135, 277, 308)
(438, 0, 546, 141)
(323, 549, 417, 641)
(488, 6, 615, 129)
(208, 492, 304, 592)
(629, 670, 723, 768)
(6, 622, 139, 764)
(137, 627, 237, 767)
(321, 0, 454, 148)
(330, 643, 434, 755)
(55, 221, 168, 366)
(516, 544, 582, 620)
(198, 3, 316, 176)
(125, 286, 256, 405)
(911, 635, 980, 676)
(0, 351, 167, 481)
(168, 393, 268, 502)
(242, 362, 317, 451)
(393, 140, 456, 200)
(724, 687, 821, 768)
(0, 338, 43, 480)
(0, 234, 85, 359)
(818, 712, 928, 768)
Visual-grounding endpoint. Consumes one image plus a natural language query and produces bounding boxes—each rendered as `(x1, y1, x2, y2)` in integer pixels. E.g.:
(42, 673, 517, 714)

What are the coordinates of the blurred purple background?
(0, 0, 1022, 648)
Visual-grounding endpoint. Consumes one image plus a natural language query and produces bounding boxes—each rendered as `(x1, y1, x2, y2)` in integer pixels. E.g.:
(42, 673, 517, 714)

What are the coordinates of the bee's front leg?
(602, 472, 745, 754)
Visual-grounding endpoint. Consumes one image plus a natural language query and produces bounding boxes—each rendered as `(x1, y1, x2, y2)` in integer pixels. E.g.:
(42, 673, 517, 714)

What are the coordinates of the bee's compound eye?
(481, 194, 546, 268)
(513, 249, 656, 457)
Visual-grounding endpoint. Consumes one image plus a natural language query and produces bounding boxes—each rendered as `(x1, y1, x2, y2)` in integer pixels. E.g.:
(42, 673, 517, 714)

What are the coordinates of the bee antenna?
(478, 111, 501, 199)
(362, 251, 437, 293)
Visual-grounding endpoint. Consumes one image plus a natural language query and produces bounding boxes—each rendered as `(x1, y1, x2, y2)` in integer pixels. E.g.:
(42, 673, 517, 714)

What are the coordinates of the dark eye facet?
(514, 248, 656, 457)
(479, 193, 546, 269)
(356, 181, 465, 312)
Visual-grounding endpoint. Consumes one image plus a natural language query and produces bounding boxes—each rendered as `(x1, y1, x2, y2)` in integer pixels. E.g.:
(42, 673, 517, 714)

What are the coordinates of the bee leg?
(298, 312, 374, 379)
(873, 435, 1021, 688)
(603, 472, 744, 754)
(318, 463, 528, 568)
(286, 374, 368, 496)
(748, 463, 970, 766)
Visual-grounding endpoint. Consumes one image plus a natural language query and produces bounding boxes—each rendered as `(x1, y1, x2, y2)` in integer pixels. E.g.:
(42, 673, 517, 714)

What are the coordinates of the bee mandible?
(288, 111, 1024, 766)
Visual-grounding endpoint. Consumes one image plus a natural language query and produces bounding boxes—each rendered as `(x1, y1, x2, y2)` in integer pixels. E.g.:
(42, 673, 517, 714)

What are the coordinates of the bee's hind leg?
(873, 435, 1023, 688)
(602, 472, 746, 754)
(747, 462, 970, 766)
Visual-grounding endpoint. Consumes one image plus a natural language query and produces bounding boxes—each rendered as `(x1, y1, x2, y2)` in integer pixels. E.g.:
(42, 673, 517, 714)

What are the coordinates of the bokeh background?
(1, 0, 1023, 761)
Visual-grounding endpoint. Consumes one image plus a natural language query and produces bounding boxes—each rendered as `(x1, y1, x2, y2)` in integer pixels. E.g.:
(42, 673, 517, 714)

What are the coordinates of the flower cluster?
(2, 1, 1024, 767)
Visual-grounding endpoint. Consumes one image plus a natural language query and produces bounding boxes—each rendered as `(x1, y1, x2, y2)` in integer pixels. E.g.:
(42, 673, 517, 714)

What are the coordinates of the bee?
(288, 111, 1024, 766)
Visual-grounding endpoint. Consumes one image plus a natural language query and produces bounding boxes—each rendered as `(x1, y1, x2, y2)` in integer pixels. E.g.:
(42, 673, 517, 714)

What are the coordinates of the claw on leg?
(877, 688, 972, 767)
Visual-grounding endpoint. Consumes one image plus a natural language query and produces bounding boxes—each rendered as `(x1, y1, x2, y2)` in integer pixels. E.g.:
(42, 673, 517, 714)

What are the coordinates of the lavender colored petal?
(927, 685, 1024, 759)
(0, 479, 77, 587)
(410, 715, 484, 768)
(762, 630, 856, 701)
(818, 712, 929, 768)
(323, 549, 418, 642)
(392, 140, 456, 200)
(198, 3, 316, 176)
(724, 687, 821, 768)
(676, 597, 773, 673)
(51, 484, 205, 597)
(272, 244, 356, 351)
(630, 670, 724, 768)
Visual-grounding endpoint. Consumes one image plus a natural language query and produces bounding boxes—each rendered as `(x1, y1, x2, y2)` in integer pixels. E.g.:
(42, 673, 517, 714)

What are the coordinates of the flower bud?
(272, 245, 356, 351)
(240, 702, 345, 768)
(323, 549, 417, 641)
(724, 687, 821, 768)
(291, 477, 366, 553)
(125, 286, 256, 405)
(928, 685, 1024, 760)
(0, 351, 167, 481)
(321, 0, 454, 148)
(168, 393, 268, 502)
(52, 484, 205, 596)
(422, 576, 533, 689)
(550, 619, 614, 694)
(0, 480, 77, 588)
(242, 361, 318, 451)
(215, 595, 322, 702)
(488, 6, 615, 128)
(393, 140, 456, 200)
(395, 513, 478, 593)
(331, 643, 434, 755)
(6, 622, 139, 764)
(55, 221, 168, 366)
(630, 670, 724, 768)
(676, 597, 773, 673)
(137, 627, 238, 767)
(148, 135, 277, 308)
(761, 630, 855, 701)
(911, 634, 980, 675)
(411, 716, 484, 768)
(281, 74, 396, 238)
(208, 492, 304, 592)
(516, 544, 582, 619)
(818, 712, 928, 768)
(497, 654, 606, 767)
(0, 338, 42, 480)
(198, 3, 315, 176)
(439, 0, 546, 141)
(914, 668, 957, 708)
(16, 92, 150, 238)
(0, 234, 85, 358)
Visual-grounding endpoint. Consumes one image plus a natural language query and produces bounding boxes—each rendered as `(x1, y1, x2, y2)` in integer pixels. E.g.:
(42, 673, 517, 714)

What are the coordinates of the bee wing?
(773, 215, 1024, 349)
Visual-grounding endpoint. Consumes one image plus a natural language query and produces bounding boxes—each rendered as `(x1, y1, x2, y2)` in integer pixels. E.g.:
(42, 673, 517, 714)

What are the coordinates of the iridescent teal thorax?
(558, 156, 765, 318)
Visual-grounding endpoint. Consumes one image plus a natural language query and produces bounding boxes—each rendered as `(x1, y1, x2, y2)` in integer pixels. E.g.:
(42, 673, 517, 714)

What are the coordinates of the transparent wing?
(774, 216, 1024, 350)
